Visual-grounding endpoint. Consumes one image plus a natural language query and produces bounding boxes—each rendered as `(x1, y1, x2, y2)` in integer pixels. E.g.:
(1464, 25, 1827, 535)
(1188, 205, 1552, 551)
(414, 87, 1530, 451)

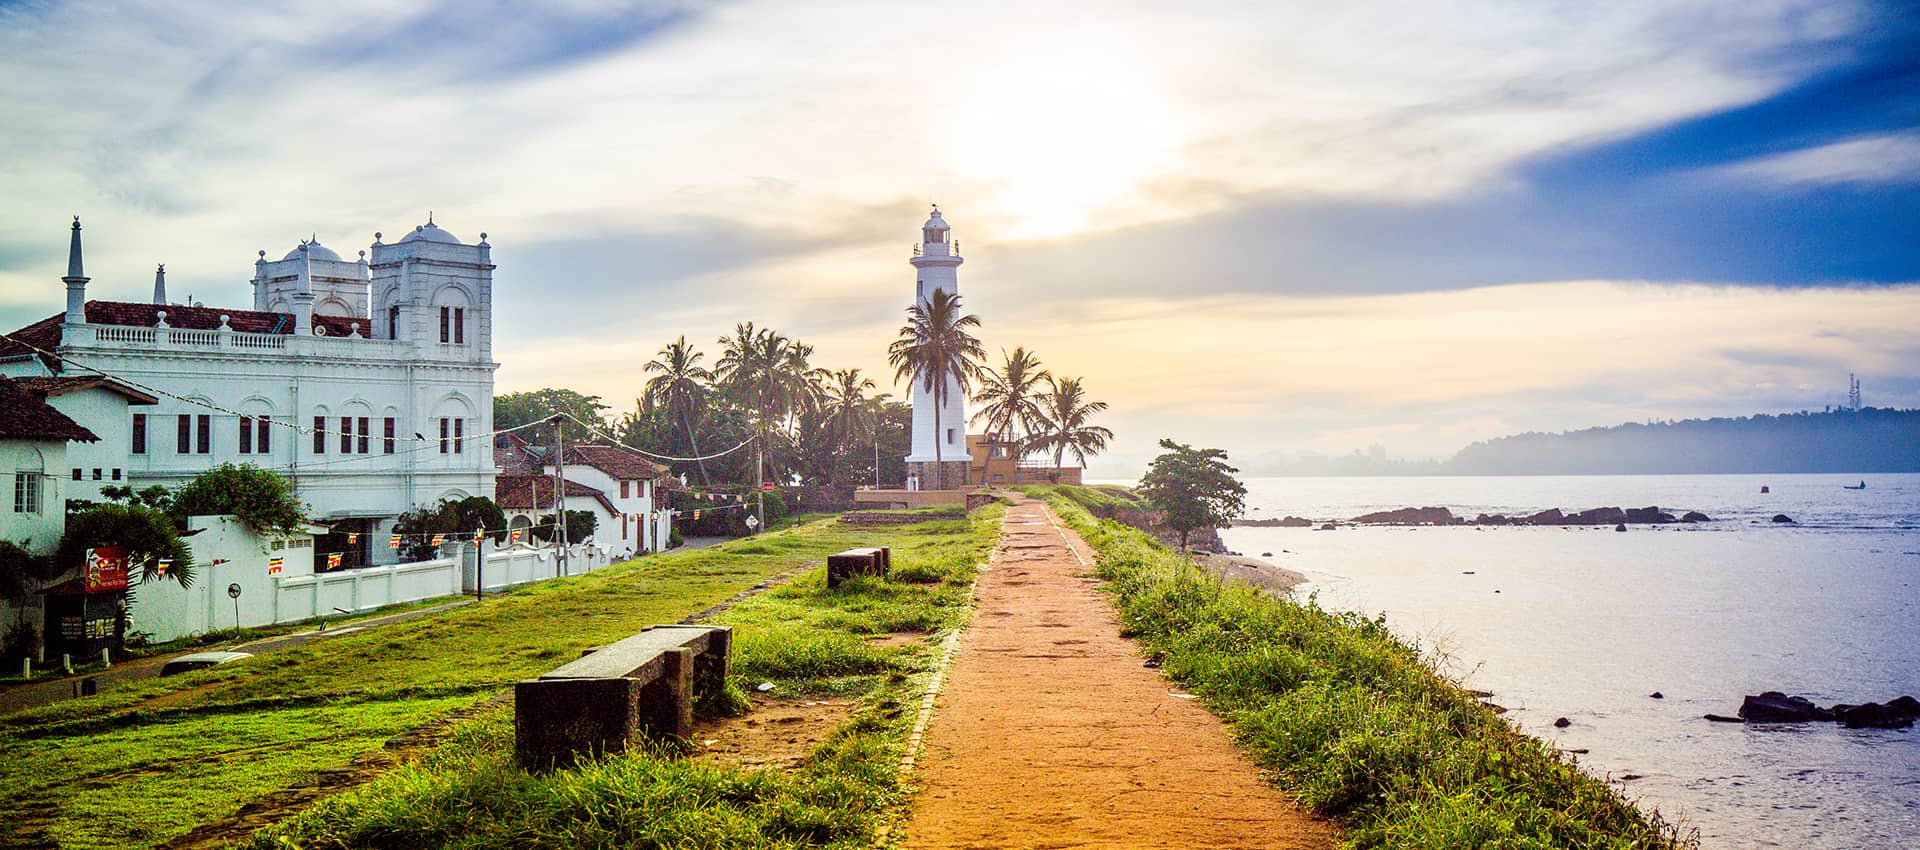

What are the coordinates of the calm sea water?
(1207, 474, 1920, 850)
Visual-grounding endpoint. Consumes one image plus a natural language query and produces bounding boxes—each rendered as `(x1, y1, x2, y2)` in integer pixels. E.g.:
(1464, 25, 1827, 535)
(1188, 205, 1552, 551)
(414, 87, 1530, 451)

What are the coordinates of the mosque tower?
(905, 206, 968, 488)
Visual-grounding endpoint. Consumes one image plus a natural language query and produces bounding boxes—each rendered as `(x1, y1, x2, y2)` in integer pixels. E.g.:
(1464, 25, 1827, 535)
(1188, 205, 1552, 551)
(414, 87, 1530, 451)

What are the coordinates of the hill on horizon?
(1445, 407, 1920, 475)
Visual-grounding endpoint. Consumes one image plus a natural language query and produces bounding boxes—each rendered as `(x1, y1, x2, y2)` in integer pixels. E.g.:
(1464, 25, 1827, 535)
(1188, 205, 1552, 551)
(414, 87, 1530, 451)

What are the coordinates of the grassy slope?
(0, 514, 995, 850)
(1038, 488, 1690, 850)
(239, 507, 1002, 850)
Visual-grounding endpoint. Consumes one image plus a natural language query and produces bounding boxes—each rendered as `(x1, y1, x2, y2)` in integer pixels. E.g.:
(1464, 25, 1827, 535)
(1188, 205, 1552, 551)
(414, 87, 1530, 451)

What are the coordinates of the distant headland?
(1246, 407, 1920, 476)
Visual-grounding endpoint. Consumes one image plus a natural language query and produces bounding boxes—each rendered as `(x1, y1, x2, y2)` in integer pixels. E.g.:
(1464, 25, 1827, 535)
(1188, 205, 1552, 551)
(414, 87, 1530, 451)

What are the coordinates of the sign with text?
(84, 547, 129, 593)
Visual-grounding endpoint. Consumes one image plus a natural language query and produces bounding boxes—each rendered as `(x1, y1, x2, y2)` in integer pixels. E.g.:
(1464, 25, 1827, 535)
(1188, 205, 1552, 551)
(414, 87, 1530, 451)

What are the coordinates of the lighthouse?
(905, 207, 968, 489)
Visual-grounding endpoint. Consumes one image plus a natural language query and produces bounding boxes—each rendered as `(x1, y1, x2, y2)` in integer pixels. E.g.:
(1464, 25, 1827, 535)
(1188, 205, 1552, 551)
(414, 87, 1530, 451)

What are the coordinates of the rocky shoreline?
(1191, 552, 1310, 595)
(1236, 504, 1714, 528)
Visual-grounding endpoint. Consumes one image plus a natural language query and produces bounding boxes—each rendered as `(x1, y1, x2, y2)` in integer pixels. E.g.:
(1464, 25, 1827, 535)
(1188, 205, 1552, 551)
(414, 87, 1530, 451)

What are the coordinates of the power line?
(554, 410, 757, 463)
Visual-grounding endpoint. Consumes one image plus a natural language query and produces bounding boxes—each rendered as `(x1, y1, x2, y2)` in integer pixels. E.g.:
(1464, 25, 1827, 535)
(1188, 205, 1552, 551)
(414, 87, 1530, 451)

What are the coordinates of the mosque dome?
(283, 239, 343, 261)
(399, 219, 461, 244)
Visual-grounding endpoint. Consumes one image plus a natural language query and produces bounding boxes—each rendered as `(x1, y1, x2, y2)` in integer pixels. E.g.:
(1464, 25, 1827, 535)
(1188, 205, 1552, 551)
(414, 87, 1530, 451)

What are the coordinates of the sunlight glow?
(942, 45, 1181, 239)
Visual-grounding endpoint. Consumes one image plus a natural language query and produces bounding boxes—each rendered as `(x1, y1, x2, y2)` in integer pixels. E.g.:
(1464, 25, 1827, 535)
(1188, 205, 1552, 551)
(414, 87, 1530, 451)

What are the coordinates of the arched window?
(432, 394, 475, 455)
(432, 284, 472, 345)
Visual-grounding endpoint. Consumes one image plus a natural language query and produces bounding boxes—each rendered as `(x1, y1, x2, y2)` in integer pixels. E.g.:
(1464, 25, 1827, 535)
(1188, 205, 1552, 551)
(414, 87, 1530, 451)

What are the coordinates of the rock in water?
(1614, 523, 1627, 532)
(1837, 698, 1920, 729)
(1739, 691, 1830, 722)
(1624, 506, 1676, 523)
(1526, 508, 1566, 526)
(1681, 511, 1711, 523)
(1553, 717, 1572, 728)
(1771, 514, 1795, 523)
(1650, 692, 1664, 699)
(1349, 506, 1457, 525)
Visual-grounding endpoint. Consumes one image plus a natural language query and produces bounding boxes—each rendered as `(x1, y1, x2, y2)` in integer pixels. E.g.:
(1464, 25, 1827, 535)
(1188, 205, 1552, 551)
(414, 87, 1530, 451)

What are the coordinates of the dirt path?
(903, 498, 1337, 850)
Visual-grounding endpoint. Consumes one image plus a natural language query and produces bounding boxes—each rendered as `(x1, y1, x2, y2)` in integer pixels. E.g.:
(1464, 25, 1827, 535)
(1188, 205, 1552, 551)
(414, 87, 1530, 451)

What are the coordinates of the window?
(439, 307, 450, 343)
(12, 473, 39, 514)
(453, 307, 465, 344)
(357, 417, 370, 454)
(383, 417, 396, 454)
(177, 414, 191, 453)
(454, 419, 464, 454)
(239, 416, 253, 454)
(196, 415, 210, 454)
(131, 413, 146, 454)
(71, 469, 82, 481)
(620, 480, 630, 499)
(388, 305, 400, 340)
(622, 517, 628, 540)
(92, 468, 102, 481)
(439, 418, 449, 454)
(313, 416, 326, 454)
(256, 417, 271, 453)
(946, 428, 955, 444)
(340, 417, 352, 453)
(112, 469, 121, 481)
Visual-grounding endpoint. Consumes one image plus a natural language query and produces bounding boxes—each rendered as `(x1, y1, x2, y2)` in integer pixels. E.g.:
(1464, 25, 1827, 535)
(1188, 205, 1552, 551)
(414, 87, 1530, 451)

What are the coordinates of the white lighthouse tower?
(905, 207, 968, 489)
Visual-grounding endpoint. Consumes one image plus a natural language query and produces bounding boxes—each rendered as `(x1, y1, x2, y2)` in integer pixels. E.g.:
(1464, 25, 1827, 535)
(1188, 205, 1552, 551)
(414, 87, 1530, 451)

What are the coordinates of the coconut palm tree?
(642, 335, 714, 485)
(822, 368, 878, 483)
(1032, 376, 1114, 469)
(971, 346, 1051, 450)
(887, 289, 985, 490)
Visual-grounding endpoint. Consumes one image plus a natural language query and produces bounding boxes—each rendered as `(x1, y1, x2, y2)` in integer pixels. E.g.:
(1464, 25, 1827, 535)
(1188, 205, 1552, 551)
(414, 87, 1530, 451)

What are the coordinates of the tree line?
(497, 292, 1114, 491)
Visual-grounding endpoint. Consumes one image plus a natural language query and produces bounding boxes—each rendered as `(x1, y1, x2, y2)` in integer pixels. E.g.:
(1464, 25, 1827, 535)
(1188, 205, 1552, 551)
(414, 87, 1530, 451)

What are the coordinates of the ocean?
(1207, 473, 1920, 849)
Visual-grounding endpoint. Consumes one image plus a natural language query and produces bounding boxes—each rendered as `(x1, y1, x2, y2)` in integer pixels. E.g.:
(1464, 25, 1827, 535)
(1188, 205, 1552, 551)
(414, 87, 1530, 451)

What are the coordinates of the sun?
(942, 48, 1180, 239)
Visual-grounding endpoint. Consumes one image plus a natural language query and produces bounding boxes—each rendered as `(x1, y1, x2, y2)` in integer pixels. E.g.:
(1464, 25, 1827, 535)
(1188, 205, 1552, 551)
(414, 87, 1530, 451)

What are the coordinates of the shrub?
(169, 464, 308, 536)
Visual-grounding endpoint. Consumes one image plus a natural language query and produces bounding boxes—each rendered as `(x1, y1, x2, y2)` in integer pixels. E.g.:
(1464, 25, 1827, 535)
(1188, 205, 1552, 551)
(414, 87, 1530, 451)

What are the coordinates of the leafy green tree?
(887, 290, 986, 490)
(56, 503, 195, 587)
(169, 464, 308, 536)
(495, 389, 610, 442)
(392, 497, 507, 562)
(1137, 438, 1247, 550)
(1032, 376, 1114, 469)
(530, 510, 596, 545)
(972, 346, 1051, 447)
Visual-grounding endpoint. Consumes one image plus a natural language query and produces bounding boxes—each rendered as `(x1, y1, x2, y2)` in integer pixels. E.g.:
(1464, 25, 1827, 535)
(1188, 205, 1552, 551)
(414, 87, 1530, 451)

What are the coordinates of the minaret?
(62, 217, 88, 326)
(152, 263, 167, 305)
(905, 206, 967, 487)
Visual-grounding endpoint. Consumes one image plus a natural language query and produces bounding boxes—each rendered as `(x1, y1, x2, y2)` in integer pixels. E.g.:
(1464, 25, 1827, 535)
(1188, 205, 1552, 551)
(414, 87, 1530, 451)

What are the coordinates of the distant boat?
(1760, 485, 1770, 493)
(1844, 481, 1866, 490)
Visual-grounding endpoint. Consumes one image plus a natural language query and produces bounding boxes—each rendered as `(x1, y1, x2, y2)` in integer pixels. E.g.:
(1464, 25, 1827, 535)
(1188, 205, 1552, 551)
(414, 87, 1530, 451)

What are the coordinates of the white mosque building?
(0, 216, 499, 568)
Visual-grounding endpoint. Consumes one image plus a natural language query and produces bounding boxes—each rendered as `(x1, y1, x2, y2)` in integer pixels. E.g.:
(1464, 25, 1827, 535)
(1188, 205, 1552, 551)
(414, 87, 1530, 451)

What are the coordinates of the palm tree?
(971, 346, 1051, 450)
(822, 368, 878, 483)
(1032, 376, 1113, 469)
(643, 335, 714, 484)
(887, 289, 985, 490)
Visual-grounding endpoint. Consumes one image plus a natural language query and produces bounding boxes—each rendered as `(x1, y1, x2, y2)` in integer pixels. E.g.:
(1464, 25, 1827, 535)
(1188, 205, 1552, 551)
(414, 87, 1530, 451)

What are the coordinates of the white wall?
(126, 515, 615, 643)
(0, 439, 68, 554)
(44, 387, 137, 504)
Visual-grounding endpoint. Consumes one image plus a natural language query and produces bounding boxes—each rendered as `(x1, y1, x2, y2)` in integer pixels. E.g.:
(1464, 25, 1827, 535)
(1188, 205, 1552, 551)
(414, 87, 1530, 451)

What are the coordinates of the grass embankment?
(0, 512, 997, 850)
(239, 506, 1001, 849)
(1038, 489, 1690, 850)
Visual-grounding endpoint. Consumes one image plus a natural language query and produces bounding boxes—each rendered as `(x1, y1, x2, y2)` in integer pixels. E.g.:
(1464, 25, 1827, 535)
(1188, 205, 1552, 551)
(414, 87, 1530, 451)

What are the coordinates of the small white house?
(7, 376, 158, 505)
(1, 377, 99, 554)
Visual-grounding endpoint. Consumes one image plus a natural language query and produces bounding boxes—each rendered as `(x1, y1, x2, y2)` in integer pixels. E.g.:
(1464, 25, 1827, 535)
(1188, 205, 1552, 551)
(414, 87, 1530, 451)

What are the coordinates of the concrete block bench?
(826, 547, 890, 588)
(515, 624, 731, 769)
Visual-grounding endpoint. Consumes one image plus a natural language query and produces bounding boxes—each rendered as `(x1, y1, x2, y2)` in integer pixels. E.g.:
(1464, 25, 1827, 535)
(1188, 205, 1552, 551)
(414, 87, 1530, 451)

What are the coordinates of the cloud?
(1717, 133, 1920, 186)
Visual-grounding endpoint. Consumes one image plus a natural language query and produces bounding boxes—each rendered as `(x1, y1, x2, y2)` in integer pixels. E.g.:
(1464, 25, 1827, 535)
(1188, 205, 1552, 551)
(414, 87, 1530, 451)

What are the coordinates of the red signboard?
(84, 547, 129, 593)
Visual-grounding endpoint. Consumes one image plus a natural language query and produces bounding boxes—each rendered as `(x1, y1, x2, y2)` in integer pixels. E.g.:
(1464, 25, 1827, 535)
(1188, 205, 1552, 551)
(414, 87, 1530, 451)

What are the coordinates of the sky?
(1, 0, 1915, 477)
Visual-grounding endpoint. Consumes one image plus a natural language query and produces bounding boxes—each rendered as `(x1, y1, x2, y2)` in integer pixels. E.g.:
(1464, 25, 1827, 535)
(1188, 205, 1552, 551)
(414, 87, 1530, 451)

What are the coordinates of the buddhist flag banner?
(268, 556, 284, 575)
(389, 535, 402, 549)
(431, 534, 446, 546)
(347, 533, 359, 544)
(156, 558, 172, 577)
(326, 552, 343, 569)
(510, 530, 522, 543)
(472, 529, 484, 542)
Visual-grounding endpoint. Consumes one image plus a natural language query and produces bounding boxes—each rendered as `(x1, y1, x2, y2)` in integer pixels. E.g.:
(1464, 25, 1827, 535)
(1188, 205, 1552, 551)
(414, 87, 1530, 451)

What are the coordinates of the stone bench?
(514, 624, 731, 769)
(826, 547, 890, 588)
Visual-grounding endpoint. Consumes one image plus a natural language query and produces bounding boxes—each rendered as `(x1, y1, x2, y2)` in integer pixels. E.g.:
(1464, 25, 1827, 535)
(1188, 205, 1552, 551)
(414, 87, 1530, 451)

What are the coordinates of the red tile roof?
(496, 473, 617, 515)
(0, 301, 368, 363)
(560, 444, 667, 480)
(0, 378, 100, 442)
(9, 375, 159, 404)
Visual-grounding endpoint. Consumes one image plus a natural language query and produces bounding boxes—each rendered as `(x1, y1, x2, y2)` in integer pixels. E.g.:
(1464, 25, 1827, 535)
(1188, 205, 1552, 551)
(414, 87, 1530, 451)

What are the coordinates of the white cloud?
(1718, 134, 1920, 187)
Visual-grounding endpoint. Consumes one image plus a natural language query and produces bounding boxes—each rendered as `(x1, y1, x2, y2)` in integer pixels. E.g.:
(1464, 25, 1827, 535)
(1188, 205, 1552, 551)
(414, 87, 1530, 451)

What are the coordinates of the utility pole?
(551, 414, 567, 576)
(754, 428, 764, 535)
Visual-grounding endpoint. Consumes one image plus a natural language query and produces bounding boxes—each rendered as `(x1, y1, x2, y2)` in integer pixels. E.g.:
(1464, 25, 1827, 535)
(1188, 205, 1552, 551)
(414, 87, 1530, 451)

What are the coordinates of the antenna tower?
(1848, 373, 1862, 411)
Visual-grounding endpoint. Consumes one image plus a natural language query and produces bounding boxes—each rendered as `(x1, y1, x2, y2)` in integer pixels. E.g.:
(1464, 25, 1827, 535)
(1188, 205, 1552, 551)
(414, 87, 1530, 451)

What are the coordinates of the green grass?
(0, 514, 995, 850)
(1020, 483, 1142, 514)
(232, 506, 1002, 850)
(1039, 493, 1694, 850)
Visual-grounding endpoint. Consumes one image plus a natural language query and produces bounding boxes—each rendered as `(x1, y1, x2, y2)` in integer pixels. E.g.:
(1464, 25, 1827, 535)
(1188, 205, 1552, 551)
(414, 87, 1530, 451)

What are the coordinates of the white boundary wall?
(126, 515, 615, 642)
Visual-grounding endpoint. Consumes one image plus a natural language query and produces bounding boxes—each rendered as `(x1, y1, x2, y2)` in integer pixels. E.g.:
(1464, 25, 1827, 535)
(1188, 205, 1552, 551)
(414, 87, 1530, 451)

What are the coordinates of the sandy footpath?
(902, 498, 1335, 850)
